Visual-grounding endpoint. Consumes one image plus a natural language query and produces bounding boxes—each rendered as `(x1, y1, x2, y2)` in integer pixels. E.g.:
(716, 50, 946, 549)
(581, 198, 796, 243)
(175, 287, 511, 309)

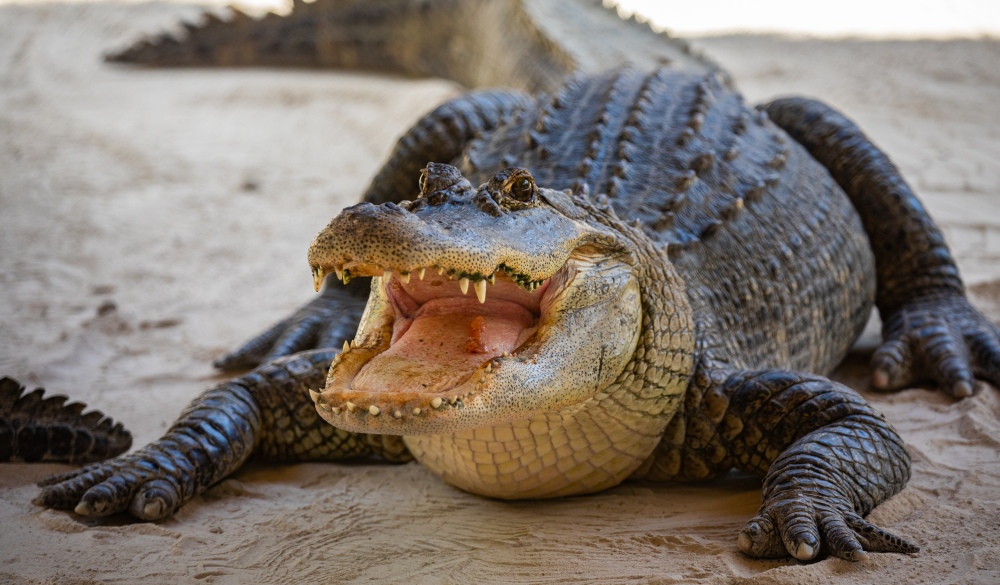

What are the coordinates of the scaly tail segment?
(0, 377, 132, 464)
(104, 0, 716, 93)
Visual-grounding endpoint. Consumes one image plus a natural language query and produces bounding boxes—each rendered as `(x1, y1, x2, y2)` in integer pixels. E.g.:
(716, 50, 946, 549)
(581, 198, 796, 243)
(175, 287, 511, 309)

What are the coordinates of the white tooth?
(418, 268, 426, 280)
(308, 389, 320, 403)
(343, 341, 350, 353)
(401, 272, 410, 284)
(437, 267, 445, 275)
(412, 407, 422, 415)
(317, 402, 331, 412)
(332, 406, 341, 414)
(485, 362, 493, 373)
(312, 267, 328, 292)
(449, 396, 458, 405)
(346, 401, 356, 413)
(474, 279, 486, 303)
(487, 273, 495, 284)
(393, 410, 402, 419)
(369, 405, 381, 416)
(383, 269, 392, 282)
(335, 266, 344, 281)
(350, 339, 356, 349)
(430, 397, 443, 409)
(459, 278, 470, 294)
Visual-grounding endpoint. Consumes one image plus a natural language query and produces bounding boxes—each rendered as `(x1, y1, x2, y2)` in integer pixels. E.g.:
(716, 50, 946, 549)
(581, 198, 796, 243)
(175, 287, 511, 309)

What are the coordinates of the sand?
(1, 3, 999, 584)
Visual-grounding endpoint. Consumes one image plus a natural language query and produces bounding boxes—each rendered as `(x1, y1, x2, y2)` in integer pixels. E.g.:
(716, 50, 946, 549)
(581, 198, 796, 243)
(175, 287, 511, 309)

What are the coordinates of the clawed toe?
(874, 295, 1000, 397)
(740, 500, 918, 561)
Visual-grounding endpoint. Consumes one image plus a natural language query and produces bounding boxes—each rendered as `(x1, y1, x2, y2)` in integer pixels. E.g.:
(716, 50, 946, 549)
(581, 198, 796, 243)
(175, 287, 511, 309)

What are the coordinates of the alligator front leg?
(215, 90, 532, 370)
(35, 350, 409, 521)
(721, 371, 916, 560)
(643, 368, 917, 561)
(765, 98, 1000, 397)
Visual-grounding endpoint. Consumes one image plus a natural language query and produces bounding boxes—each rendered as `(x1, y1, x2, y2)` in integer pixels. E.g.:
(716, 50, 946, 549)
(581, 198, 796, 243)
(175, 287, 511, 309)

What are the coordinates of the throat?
(352, 297, 535, 395)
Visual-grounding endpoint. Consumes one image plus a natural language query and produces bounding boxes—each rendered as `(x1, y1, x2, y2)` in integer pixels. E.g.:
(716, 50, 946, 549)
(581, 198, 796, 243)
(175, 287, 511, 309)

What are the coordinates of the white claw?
(473, 279, 486, 303)
(143, 501, 165, 519)
(430, 397, 443, 409)
(369, 405, 381, 416)
(459, 277, 470, 294)
(401, 272, 410, 284)
(794, 542, 815, 561)
(418, 267, 426, 280)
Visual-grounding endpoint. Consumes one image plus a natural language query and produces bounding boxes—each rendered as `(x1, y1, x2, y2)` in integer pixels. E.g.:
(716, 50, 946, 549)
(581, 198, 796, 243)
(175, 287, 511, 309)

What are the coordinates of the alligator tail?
(104, 0, 717, 93)
(0, 377, 132, 464)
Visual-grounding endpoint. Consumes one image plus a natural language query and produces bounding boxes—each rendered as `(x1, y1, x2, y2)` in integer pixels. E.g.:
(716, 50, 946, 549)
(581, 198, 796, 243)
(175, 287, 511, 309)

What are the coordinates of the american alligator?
(0, 377, 131, 463)
(21, 0, 1000, 564)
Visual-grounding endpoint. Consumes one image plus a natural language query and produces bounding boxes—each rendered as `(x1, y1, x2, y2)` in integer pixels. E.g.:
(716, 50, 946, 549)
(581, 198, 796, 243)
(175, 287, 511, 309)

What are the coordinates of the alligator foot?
(705, 370, 918, 561)
(871, 293, 1000, 397)
(738, 491, 919, 561)
(214, 276, 368, 370)
(35, 455, 190, 520)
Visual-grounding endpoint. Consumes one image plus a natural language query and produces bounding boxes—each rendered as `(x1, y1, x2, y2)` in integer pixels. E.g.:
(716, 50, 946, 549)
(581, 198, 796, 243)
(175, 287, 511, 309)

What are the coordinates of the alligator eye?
(510, 177, 536, 202)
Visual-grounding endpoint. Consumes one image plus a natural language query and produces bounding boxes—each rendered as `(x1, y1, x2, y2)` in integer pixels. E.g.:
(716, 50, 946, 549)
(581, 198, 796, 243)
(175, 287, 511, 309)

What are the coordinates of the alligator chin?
(312, 249, 642, 436)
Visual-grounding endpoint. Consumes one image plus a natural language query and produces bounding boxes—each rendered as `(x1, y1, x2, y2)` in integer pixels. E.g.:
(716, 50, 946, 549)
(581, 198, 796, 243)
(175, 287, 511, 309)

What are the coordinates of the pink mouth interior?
(351, 273, 547, 395)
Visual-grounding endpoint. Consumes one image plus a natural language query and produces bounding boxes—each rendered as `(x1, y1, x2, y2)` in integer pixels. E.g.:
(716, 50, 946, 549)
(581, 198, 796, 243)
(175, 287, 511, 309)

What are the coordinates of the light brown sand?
(1, 3, 999, 584)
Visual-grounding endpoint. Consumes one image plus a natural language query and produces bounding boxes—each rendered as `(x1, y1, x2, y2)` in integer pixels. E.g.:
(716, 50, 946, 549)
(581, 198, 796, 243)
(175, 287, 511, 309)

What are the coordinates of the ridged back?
(0, 377, 132, 463)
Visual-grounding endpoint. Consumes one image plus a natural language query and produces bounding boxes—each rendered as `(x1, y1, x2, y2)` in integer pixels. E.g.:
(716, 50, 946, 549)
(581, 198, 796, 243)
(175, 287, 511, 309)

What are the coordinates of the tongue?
(352, 298, 535, 394)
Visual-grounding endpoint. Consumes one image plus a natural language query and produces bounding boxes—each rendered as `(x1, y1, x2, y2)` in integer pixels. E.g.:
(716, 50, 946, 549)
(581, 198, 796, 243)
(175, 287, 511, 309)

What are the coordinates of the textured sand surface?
(1, 3, 999, 584)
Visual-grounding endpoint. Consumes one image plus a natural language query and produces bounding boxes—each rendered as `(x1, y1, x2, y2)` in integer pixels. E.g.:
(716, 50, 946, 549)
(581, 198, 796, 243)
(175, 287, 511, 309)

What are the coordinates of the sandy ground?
(1, 2, 999, 584)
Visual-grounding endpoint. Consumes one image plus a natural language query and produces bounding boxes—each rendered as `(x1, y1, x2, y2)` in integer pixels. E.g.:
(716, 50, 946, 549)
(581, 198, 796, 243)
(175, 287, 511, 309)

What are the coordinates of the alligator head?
(307, 163, 672, 435)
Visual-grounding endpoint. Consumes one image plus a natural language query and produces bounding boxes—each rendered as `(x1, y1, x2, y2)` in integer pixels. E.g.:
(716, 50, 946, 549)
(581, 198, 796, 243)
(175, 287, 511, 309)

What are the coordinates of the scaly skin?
(24, 0, 1000, 564)
(0, 377, 131, 464)
(104, 0, 717, 93)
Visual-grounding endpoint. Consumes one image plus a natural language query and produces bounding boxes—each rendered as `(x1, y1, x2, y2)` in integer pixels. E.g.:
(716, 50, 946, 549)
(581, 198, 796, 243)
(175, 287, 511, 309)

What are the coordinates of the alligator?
(19, 0, 1000, 564)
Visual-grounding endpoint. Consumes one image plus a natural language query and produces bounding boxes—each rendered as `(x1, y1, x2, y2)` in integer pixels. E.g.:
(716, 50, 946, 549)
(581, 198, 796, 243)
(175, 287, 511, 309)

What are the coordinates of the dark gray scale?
(0, 377, 132, 464)
(462, 67, 776, 250)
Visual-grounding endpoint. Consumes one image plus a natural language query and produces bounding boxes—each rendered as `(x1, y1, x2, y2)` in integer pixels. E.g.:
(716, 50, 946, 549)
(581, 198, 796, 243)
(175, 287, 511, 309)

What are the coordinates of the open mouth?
(310, 250, 614, 432)
(359, 267, 550, 397)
